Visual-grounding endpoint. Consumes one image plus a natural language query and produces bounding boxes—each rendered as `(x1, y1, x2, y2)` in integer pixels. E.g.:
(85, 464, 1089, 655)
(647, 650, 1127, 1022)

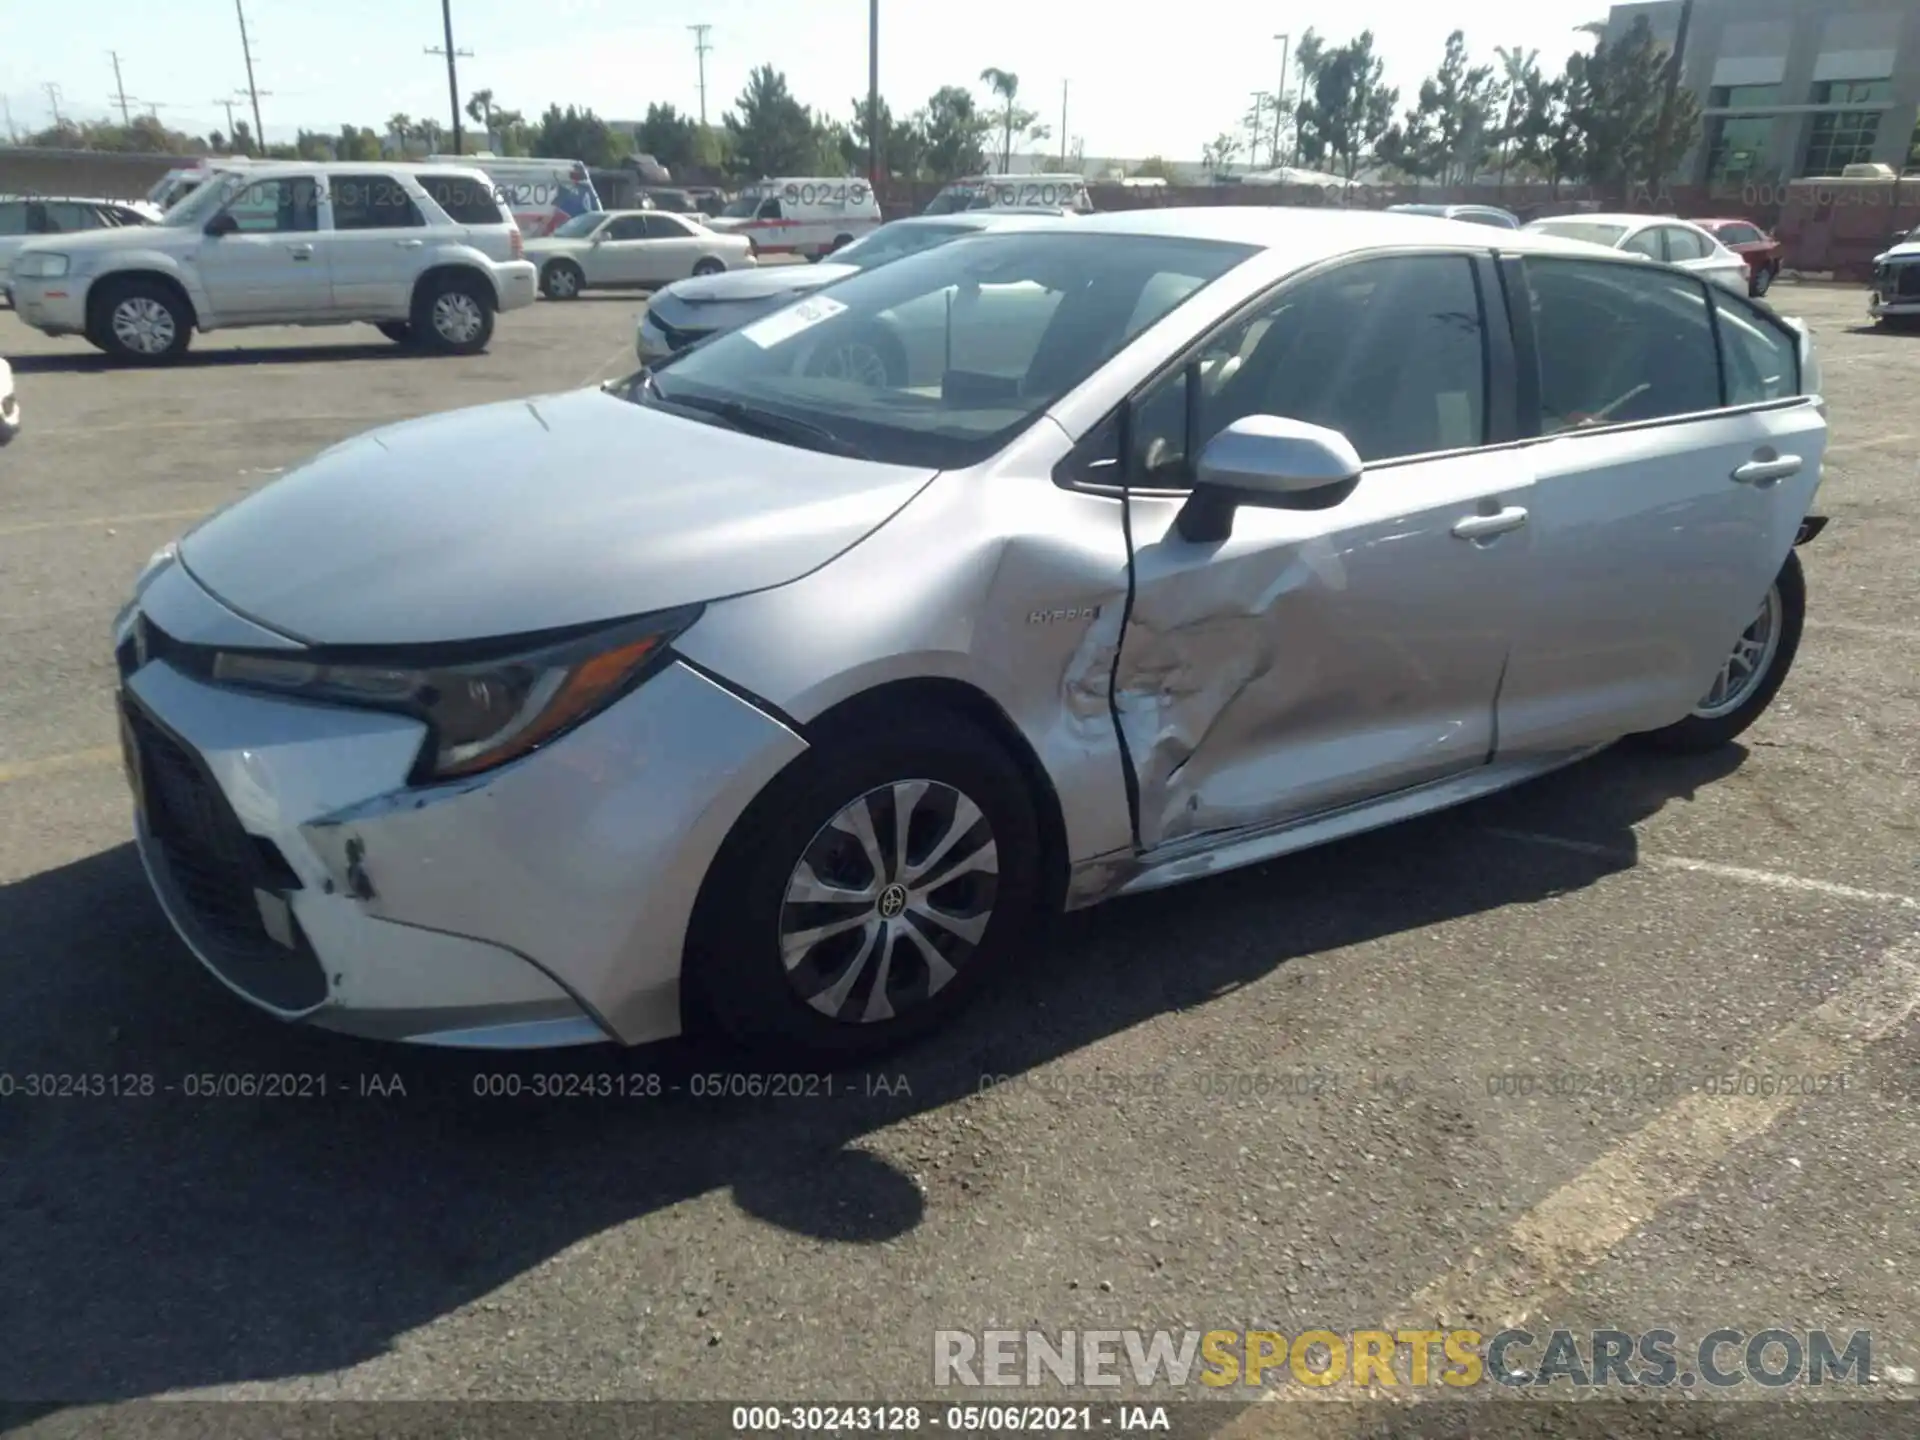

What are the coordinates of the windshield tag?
(739, 294, 848, 349)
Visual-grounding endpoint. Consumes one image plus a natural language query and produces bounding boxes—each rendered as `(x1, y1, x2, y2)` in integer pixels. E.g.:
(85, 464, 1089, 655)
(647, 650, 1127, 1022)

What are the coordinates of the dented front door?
(1113, 449, 1533, 853)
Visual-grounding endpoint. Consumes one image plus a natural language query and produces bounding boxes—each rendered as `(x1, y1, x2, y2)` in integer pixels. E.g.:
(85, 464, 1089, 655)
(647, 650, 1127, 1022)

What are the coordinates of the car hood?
(20, 225, 189, 258)
(663, 264, 855, 305)
(177, 387, 937, 646)
(1878, 241, 1920, 263)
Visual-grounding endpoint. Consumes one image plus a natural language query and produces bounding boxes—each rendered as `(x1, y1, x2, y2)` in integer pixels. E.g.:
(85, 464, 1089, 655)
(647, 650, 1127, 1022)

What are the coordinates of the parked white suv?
(8, 163, 537, 364)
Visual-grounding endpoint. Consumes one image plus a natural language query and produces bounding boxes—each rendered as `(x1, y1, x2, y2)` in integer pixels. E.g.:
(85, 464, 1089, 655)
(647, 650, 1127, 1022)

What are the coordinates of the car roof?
(891, 211, 1070, 232)
(0, 193, 146, 205)
(1064, 205, 1629, 262)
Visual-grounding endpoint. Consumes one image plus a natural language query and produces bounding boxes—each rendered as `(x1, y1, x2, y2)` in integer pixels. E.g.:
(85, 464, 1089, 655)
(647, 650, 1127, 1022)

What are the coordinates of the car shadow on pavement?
(7, 344, 432, 375)
(0, 742, 1744, 1403)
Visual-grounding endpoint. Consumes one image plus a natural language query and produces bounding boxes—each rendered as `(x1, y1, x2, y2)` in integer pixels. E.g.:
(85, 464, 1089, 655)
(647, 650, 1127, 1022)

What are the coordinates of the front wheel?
(684, 709, 1042, 1063)
(1634, 550, 1805, 753)
(90, 279, 192, 364)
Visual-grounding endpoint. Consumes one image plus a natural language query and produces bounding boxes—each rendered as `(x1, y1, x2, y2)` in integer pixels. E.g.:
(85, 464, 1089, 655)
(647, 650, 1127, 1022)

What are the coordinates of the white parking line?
(1824, 431, 1915, 457)
(1806, 619, 1920, 644)
(1481, 826, 1920, 911)
(1222, 932, 1920, 1430)
(33, 414, 416, 439)
(0, 507, 214, 539)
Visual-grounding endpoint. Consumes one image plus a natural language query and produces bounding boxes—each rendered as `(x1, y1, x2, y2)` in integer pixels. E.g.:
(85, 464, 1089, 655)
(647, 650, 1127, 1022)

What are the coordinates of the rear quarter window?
(1712, 290, 1800, 403)
(420, 175, 507, 226)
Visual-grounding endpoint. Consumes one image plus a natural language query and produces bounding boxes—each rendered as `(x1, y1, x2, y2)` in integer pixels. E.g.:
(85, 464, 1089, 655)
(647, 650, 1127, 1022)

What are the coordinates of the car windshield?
(832, 222, 975, 269)
(922, 187, 983, 216)
(1528, 220, 1630, 248)
(719, 192, 766, 218)
(551, 212, 605, 238)
(640, 230, 1254, 469)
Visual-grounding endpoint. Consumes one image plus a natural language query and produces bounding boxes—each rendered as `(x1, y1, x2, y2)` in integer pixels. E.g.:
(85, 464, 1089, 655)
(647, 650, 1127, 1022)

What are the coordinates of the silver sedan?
(114, 209, 1828, 1059)
(1523, 213, 1753, 293)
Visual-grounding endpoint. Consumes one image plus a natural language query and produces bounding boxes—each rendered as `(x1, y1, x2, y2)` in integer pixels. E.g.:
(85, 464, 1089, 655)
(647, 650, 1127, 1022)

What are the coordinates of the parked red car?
(1695, 218, 1784, 298)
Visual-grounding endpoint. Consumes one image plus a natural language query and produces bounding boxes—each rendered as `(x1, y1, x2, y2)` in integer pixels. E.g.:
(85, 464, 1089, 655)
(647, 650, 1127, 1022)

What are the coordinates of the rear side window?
(0, 201, 26, 236)
(331, 174, 424, 230)
(1621, 229, 1663, 259)
(1713, 290, 1800, 404)
(642, 213, 692, 239)
(419, 174, 506, 226)
(1524, 258, 1720, 431)
(1662, 226, 1708, 261)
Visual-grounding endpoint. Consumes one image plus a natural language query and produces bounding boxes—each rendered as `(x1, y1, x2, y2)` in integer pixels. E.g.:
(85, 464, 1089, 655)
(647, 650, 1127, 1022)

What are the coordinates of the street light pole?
(1273, 33, 1290, 170)
(867, 0, 882, 195)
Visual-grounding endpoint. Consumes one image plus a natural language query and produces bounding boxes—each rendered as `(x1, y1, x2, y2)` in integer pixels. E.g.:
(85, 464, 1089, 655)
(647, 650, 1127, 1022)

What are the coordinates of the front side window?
(220, 178, 319, 233)
(1524, 258, 1719, 431)
(646, 231, 1253, 469)
(1107, 254, 1488, 484)
(330, 174, 424, 230)
(1713, 290, 1799, 405)
(755, 198, 783, 221)
(605, 215, 651, 241)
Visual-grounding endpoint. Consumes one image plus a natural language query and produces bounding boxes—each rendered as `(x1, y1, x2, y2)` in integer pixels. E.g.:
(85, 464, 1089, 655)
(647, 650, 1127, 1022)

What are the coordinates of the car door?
(195, 176, 328, 320)
(322, 172, 427, 314)
(1493, 255, 1827, 755)
(1088, 252, 1529, 852)
(641, 213, 701, 282)
(589, 214, 654, 284)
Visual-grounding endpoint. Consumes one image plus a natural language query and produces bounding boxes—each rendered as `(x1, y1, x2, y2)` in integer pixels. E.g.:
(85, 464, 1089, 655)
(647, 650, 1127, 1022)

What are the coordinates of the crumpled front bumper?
(118, 567, 807, 1048)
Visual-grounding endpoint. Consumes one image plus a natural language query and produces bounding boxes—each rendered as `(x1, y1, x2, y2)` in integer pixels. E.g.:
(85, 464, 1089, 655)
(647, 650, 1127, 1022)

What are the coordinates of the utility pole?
(1272, 33, 1290, 169)
(689, 24, 713, 126)
(866, 0, 881, 192)
(213, 98, 238, 142)
(109, 51, 133, 124)
(1060, 80, 1069, 168)
(425, 0, 472, 154)
(234, 0, 265, 152)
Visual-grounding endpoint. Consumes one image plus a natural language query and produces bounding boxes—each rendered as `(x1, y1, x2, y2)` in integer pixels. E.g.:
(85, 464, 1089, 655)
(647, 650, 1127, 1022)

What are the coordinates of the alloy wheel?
(777, 780, 998, 1024)
(1693, 584, 1783, 719)
(112, 297, 176, 355)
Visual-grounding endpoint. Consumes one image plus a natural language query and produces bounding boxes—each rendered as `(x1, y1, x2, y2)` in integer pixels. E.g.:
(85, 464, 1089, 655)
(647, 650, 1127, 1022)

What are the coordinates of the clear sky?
(3, 0, 1611, 162)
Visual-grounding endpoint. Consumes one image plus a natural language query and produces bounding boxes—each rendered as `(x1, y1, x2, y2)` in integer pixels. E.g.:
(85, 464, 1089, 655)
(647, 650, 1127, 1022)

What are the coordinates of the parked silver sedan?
(1523, 213, 1752, 293)
(115, 209, 1827, 1060)
(638, 210, 1066, 367)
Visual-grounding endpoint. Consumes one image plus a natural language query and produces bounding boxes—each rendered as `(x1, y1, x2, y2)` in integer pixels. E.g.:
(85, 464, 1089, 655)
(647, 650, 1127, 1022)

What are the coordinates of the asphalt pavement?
(0, 281, 1915, 1438)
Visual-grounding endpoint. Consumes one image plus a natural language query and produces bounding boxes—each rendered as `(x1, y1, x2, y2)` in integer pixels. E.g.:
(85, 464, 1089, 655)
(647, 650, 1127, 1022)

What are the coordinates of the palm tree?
(1492, 46, 1539, 184)
(980, 67, 1020, 173)
(387, 112, 413, 155)
(465, 88, 496, 136)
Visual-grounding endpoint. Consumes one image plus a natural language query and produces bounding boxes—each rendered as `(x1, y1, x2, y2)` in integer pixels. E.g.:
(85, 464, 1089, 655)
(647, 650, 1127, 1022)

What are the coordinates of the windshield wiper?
(647, 387, 871, 460)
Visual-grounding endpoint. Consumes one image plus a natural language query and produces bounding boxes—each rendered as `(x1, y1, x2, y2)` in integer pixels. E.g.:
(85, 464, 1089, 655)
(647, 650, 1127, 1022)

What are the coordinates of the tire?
(540, 260, 584, 300)
(692, 257, 726, 277)
(411, 271, 495, 355)
(375, 321, 414, 345)
(1749, 263, 1773, 298)
(1634, 550, 1805, 753)
(684, 707, 1043, 1063)
(89, 277, 192, 365)
(804, 324, 907, 387)
(831, 232, 854, 254)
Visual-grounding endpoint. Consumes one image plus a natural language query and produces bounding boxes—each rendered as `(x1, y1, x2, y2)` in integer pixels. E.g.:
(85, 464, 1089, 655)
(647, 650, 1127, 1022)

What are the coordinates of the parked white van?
(706, 177, 882, 260)
(425, 155, 603, 239)
(924, 174, 1093, 215)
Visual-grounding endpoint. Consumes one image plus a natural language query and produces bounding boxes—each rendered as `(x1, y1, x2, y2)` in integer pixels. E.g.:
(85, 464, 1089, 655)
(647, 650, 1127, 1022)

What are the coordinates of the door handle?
(1732, 455, 1802, 486)
(287, 244, 313, 260)
(1451, 506, 1529, 541)
(395, 238, 424, 248)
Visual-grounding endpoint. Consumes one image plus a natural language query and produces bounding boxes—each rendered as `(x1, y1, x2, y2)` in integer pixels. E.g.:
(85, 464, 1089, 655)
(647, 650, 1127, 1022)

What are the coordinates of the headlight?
(14, 252, 70, 279)
(208, 608, 701, 781)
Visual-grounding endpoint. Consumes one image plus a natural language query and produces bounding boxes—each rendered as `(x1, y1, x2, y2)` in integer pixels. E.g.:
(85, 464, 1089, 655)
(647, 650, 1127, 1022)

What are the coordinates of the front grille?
(1897, 265, 1920, 300)
(125, 696, 328, 1012)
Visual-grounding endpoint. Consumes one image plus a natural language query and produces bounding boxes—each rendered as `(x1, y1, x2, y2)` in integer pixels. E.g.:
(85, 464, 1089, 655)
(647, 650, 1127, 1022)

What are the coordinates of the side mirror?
(590, 230, 606, 243)
(203, 212, 238, 238)
(1175, 415, 1363, 543)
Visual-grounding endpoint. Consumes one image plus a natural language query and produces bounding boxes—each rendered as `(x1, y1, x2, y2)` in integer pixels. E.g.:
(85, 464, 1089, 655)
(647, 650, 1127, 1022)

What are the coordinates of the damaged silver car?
(114, 209, 1829, 1059)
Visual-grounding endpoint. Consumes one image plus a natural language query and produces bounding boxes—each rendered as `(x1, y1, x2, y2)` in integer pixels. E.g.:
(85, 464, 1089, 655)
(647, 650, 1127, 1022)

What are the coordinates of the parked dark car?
(639, 186, 702, 214)
(1696, 218, 1784, 298)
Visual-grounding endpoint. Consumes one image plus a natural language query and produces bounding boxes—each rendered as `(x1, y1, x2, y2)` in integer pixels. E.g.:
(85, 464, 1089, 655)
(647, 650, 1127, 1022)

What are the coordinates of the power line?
(424, 0, 472, 153)
(233, 0, 266, 150)
(688, 24, 712, 126)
